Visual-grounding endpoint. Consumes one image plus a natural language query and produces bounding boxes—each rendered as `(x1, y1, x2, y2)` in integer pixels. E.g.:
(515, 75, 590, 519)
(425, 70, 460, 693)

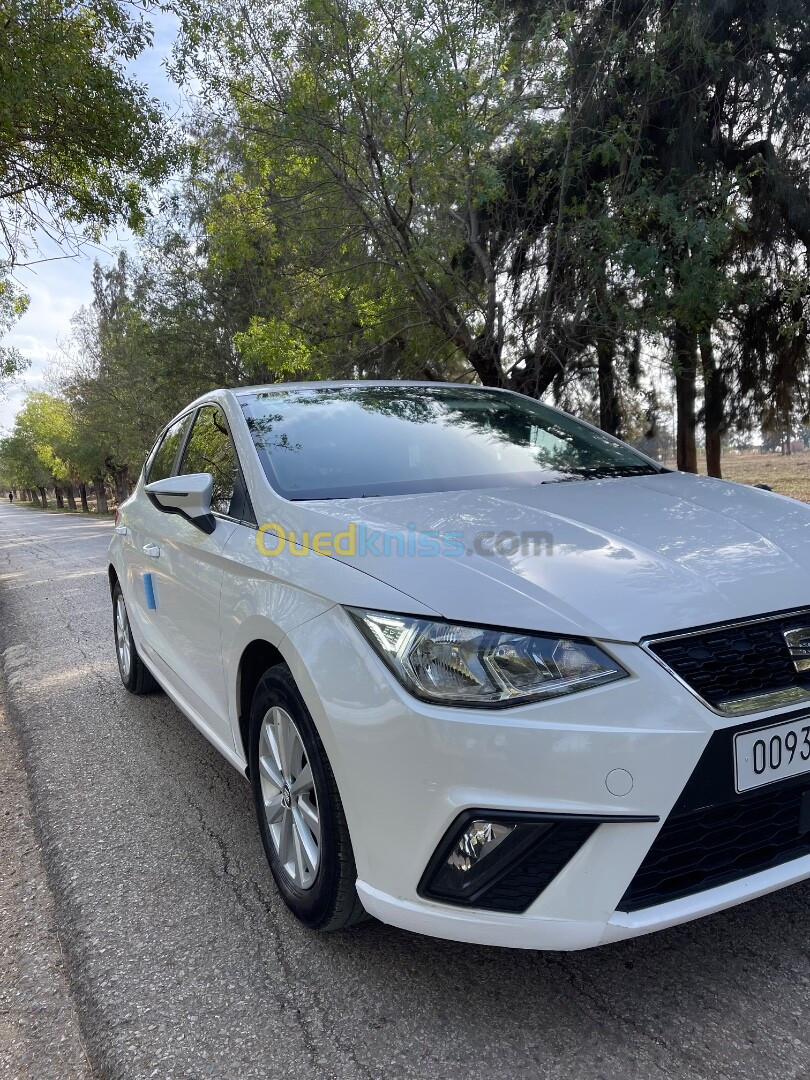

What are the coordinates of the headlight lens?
(347, 608, 628, 707)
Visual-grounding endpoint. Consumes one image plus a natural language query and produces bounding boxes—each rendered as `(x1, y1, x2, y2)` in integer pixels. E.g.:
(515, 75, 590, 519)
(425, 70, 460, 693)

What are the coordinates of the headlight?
(347, 608, 628, 707)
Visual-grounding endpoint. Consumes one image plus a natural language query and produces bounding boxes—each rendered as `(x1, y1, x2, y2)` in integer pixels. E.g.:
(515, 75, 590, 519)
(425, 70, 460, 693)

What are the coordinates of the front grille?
(619, 713, 810, 912)
(648, 609, 810, 713)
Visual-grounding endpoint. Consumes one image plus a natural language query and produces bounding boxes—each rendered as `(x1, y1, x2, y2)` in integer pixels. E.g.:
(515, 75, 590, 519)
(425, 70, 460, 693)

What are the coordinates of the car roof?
(228, 380, 505, 397)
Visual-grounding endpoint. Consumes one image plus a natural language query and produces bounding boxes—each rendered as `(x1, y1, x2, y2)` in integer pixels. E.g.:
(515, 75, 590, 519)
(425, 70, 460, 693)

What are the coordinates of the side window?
(147, 414, 192, 483)
(179, 406, 247, 518)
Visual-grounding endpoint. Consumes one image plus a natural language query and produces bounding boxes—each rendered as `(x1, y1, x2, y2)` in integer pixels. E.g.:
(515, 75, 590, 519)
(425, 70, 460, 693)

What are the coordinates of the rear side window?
(147, 414, 192, 483)
(178, 405, 241, 517)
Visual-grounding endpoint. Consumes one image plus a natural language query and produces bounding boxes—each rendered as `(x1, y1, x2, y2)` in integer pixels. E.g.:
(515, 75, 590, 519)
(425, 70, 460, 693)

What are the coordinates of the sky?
(0, 10, 184, 432)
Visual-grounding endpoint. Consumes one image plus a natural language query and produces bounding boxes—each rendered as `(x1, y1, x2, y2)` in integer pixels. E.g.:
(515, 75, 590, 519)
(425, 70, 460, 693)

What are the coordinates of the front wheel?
(112, 581, 158, 694)
(249, 664, 366, 930)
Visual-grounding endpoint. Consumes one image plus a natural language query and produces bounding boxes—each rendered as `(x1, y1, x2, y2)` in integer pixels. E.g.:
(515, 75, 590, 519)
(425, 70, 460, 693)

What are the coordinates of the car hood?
(280, 471, 810, 642)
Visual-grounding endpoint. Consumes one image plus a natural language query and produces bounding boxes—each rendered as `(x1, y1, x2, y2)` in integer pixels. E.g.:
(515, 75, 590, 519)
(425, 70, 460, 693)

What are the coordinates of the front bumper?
(358, 853, 810, 950)
(281, 608, 810, 950)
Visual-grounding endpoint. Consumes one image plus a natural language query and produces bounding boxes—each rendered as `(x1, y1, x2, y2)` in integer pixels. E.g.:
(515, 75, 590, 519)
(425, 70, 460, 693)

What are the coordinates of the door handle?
(142, 542, 161, 558)
(114, 524, 128, 535)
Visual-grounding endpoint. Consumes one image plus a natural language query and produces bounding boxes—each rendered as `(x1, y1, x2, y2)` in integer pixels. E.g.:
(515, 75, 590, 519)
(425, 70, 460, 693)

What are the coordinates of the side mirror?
(145, 473, 216, 534)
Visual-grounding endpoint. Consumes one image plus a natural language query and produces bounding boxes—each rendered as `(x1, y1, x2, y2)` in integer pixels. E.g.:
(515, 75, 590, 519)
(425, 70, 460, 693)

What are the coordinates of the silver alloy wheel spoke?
(259, 705, 321, 890)
(278, 808, 293, 869)
(292, 827, 306, 885)
(115, 597, 131, 678)
(262, 714, 284, 777)
(290, 762, 313, 796)
(263, 792, 285, 824)
(296, 796, 320, 842)
(259, 727, 284, 791)
(277, 709, 291, 780)
(291, 805, 319, 867)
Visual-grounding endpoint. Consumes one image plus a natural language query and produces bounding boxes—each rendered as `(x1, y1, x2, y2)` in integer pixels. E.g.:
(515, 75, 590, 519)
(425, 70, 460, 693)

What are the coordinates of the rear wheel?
(112, 581, 158, 694)
(249, 664, 366, 930)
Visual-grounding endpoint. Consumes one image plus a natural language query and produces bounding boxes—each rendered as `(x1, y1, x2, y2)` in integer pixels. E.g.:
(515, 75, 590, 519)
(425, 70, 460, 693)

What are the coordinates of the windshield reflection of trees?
(243, 387, 657, 479)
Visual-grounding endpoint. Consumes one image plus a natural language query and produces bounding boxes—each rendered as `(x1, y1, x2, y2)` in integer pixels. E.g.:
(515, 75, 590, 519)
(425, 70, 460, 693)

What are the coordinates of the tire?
(112, 580, 159, 694)
(249, 664, 366, 930)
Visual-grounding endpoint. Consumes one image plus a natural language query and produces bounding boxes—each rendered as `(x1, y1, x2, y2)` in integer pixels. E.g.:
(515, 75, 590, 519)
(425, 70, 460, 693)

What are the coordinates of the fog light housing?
(420, 815, 554, 905)
(418, 809, 659, 913)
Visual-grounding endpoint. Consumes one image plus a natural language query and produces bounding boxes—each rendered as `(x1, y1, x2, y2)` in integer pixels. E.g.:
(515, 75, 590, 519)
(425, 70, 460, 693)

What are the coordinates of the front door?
(141, 403, 250, 750)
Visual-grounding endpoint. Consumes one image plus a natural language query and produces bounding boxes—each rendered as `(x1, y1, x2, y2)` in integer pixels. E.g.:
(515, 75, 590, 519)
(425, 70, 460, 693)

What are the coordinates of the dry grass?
(666, 450, 810, 504)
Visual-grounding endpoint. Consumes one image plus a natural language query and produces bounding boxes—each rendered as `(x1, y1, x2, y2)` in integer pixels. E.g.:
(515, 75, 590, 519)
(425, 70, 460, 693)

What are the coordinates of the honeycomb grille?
(618, 780, 810, 911)
(648, 611, 810, 710)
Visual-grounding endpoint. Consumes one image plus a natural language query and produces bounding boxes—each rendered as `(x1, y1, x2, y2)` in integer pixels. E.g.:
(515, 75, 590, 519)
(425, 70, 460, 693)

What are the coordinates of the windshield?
(239, 385, 660, 500)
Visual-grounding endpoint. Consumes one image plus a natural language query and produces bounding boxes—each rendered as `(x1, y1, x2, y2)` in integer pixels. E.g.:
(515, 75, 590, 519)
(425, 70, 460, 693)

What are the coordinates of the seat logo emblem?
(783, 628, 810, 673)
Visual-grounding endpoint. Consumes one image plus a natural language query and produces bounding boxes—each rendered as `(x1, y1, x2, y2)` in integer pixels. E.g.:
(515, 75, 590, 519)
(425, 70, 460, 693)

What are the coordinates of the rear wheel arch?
(111, 578, 158, 694)
(108, 563, 119, 595)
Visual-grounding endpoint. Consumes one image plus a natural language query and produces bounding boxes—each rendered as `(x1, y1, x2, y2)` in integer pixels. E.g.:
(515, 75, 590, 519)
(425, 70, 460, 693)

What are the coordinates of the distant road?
(1, 502, 808, 1080)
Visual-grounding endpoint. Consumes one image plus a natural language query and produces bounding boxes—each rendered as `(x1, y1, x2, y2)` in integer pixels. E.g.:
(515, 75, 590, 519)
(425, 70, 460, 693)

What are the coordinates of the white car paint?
(109, 382, 810, 949)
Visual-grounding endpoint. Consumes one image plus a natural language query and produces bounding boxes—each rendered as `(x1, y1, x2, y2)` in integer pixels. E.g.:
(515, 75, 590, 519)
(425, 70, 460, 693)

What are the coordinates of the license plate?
(735, 716, 810, 793)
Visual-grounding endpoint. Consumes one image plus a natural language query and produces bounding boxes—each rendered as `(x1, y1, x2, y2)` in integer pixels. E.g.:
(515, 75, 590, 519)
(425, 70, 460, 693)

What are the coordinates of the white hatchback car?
(109, 382, 810, 950)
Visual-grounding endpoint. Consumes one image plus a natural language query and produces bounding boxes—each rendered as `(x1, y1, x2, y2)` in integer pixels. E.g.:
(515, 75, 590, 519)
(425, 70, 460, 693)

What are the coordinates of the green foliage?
(0, 278, 29, 381)
(0, 392, 70, 489)
(0, 0, 178, 266)
(234, 318, 314, 380)
(175, 0, 545, 385)
(13, 393, 77, 479)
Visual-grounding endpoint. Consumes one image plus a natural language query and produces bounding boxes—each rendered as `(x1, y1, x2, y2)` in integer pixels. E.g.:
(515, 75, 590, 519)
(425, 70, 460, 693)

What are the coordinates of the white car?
(108, 382, 810, 950)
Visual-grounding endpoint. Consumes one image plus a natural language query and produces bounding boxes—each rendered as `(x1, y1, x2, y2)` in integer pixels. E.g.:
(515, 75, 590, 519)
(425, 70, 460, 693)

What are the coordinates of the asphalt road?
(1, 501, 809, 1080)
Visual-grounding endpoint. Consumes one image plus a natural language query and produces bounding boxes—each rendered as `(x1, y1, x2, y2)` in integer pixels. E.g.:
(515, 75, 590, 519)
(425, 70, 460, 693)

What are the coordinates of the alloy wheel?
(258, 706, 321, 889)
(115, 594, 131, 679)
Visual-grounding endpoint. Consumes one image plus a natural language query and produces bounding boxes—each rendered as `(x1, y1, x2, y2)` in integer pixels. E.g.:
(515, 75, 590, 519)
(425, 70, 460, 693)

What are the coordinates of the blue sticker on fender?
(143, 572, 157, 610)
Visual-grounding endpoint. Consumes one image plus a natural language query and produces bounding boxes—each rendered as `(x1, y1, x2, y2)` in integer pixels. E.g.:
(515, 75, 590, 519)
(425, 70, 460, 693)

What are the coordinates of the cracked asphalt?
(0, 501, 809, 1080)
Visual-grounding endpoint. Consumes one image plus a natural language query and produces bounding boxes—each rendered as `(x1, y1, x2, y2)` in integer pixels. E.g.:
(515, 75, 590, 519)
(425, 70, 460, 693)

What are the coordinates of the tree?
(485, 0, 810, 473)
(175, 0, 561, 386)
(0, 0, 177, 269)
(0, 422, 53, 505)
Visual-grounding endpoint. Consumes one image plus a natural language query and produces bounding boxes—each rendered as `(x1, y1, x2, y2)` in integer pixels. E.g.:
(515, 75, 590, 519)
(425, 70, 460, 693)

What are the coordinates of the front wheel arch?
(248, 662, 367, 930)
(236, 638, 286, 768)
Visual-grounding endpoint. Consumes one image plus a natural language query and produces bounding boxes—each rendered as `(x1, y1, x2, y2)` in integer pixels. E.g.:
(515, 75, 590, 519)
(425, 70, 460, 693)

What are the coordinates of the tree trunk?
(30, 489, 41, 507)
(79, 483, 90, 513)
(700, 334, 723, 479)
(513, 340, 570, 400)
(93, 476, 108, 514)
(53, 481, 64, 509)
(597, 338, 621, 436)
(38, 486, 48, 508)
(65, 484, 77, 511)
(113, 466, 129, 507)
(673, 322, 698, 473)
